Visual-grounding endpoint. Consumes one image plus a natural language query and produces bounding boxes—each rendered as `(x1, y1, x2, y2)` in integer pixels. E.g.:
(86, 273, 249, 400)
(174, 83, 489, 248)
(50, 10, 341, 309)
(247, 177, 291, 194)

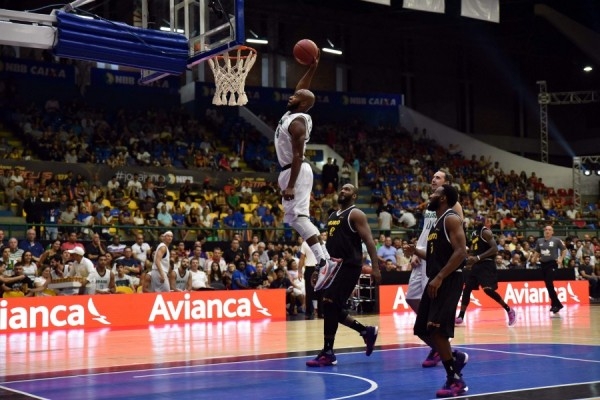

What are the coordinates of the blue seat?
(517, 199, 530, 209)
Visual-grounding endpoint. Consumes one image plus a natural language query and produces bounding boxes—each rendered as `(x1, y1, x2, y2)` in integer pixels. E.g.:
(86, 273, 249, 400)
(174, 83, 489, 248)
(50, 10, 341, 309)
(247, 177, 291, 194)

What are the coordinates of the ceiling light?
(246, 30, 268, 45)
(322, 38, 343, 56)
(583, 65, 593, 72)
(247, 38, 268, 45)
(160, 26, 184, 34)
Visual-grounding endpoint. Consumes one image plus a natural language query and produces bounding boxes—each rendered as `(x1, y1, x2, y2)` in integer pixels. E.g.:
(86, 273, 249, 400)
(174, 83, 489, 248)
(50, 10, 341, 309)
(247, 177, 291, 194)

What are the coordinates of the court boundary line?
(5, 342, 598, 385)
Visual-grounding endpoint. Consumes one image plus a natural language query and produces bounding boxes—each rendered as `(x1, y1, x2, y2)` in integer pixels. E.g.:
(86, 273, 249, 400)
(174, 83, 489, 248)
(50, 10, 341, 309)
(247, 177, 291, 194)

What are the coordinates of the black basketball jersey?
(325, 205, 362, 268)
(426, 209, 462, 277)
(471, 225, 492, 258)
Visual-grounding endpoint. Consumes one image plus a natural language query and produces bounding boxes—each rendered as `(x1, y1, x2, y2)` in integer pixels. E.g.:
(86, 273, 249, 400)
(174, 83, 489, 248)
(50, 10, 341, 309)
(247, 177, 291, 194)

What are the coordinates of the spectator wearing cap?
(67, 246, 95, 294)
(397, 208, 417, 229)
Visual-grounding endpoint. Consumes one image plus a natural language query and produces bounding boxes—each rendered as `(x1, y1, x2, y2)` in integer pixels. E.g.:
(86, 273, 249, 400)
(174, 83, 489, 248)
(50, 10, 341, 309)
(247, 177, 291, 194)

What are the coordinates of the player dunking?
(274, 49, 341, 290)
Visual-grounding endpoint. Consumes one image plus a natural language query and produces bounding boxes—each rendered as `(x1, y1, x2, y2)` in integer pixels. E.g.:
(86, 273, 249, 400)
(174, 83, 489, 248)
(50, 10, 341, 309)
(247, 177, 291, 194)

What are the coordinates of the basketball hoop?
(208, 46, 257, 106)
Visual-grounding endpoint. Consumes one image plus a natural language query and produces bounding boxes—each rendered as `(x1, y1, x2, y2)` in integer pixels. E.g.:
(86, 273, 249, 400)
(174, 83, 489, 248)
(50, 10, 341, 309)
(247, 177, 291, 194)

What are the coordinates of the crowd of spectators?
(2, 97, 278, 174)
(2, 93, 599, 236)
(0, 226, 332, 313)
(1, 88, 600, 303)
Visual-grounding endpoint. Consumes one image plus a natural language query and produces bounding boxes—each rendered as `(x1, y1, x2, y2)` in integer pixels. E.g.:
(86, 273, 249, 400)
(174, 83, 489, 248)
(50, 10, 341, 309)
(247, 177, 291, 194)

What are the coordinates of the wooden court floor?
(0, 304, 599, 399)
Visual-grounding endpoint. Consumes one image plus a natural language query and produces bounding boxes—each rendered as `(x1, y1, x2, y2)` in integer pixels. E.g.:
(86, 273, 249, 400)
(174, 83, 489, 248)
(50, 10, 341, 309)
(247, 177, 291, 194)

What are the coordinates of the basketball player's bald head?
(338, 183, 358, 208)
(288, 89, 316, 112)
(342, 183, 358, 197)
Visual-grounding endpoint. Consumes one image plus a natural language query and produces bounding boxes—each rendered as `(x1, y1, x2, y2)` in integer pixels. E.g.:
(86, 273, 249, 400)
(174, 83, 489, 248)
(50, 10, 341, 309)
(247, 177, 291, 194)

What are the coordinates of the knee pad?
(290, 216, 319, 240)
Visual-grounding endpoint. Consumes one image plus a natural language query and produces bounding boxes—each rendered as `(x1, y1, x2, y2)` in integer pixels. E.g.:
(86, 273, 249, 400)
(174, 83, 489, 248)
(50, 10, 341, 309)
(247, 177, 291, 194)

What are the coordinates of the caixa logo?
(148, 292, 271, 322)
(0, 299, 110, 330)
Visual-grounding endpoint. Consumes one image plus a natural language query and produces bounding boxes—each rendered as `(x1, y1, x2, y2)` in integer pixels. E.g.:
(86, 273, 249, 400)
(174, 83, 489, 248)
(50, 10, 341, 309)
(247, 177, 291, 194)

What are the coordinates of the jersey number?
(328, 226, 336, 237)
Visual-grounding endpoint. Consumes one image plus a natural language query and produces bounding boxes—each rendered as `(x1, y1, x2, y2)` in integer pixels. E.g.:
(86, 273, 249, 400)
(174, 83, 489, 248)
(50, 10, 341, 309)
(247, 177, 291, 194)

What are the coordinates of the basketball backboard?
(140, 0, 244, 84)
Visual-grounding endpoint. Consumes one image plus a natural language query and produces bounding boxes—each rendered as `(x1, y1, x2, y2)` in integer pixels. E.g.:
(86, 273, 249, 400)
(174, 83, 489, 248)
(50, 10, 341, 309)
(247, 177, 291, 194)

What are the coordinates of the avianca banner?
(379, 281, 590, 314)
(0, 290, 286, 333)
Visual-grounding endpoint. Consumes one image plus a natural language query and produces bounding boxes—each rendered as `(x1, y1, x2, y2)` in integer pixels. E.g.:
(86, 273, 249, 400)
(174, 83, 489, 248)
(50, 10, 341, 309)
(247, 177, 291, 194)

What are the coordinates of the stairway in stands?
(356, 186, 379, 233)
(0, 208, 27, 239)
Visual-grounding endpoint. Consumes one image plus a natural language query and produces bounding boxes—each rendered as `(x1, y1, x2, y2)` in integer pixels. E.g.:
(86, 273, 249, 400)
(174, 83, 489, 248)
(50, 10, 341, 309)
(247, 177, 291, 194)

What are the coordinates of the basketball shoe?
(507, 309, 517, 326)
(436, 377, 468, 398)
(314, 257, 343, 291)
(306, 350, 337, 367)
(361, 326, 378, 356)
(422, 349, 441, 368)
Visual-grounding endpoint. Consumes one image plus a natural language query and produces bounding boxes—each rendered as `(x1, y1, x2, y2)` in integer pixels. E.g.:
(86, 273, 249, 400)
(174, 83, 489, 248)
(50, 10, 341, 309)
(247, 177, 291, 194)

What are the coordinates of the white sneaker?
(314, 258, 343, 291)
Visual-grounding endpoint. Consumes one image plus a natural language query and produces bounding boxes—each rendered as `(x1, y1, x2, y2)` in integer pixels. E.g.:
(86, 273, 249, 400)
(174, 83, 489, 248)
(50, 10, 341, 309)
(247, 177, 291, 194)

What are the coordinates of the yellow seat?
(166, 190, 177, 201)
(244, 213, 252, 223)
(3, 291, 24, 298)
(183, 229, 197, 241)
(239, 204, 249, 212)
(102, 199, 112, 208)
(42, 288, 57, 296)
(128, 200, 139, 211)
(116, 286, 134, 294)
(137, 286, 143, 293)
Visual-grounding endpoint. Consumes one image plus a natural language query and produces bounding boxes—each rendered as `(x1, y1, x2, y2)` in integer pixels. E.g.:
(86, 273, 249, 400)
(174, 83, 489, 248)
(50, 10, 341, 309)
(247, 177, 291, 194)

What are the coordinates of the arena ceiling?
(3, 0, 599, 91)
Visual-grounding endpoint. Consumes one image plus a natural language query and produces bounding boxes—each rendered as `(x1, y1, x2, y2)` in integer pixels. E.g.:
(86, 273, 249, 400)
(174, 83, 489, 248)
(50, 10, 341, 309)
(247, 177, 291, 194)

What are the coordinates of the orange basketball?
(293, 39, 319, 65)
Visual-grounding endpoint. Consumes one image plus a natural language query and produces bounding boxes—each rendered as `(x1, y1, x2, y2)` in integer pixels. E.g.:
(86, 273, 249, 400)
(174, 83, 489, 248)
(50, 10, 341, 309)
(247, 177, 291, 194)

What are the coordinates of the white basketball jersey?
(92, 269, 112, 291)
(175, 269, 191, 291)
(416, 210, 437, 250)
(274, 111, 312, 167)
(154, 242, 171, 274)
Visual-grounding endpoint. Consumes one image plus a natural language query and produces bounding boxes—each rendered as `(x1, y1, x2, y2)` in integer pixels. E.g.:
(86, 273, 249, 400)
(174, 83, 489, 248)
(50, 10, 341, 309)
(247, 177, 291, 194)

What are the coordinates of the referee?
(532, 226, 567, 316)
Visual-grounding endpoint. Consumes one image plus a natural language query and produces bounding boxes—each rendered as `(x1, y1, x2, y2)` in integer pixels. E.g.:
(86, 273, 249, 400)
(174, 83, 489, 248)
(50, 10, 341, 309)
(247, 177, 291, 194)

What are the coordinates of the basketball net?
(208, 46, 257, 106)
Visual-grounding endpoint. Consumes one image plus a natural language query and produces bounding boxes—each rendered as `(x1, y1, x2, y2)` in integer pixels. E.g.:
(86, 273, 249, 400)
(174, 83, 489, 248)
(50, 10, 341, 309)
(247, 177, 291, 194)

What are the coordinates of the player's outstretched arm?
(295, 50, 320, 91)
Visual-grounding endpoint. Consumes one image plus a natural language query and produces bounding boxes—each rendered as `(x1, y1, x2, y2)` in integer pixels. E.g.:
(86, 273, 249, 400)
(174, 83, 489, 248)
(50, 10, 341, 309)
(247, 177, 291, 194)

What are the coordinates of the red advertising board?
(379, 281, 590, 314)
(0, 290, 286, 333)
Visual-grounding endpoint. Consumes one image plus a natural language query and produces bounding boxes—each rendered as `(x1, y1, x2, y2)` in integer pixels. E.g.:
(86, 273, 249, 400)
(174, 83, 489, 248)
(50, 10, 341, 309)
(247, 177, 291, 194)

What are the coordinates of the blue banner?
(0, 57, 74, 82)
(90, 68, 180, 90)
(195, 83, 403, 126)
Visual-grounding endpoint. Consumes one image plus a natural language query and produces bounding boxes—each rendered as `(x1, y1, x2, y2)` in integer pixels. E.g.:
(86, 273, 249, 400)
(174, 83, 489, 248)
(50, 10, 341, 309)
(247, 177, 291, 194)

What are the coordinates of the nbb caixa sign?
(379, 281, 590, 313)
(0, 290, 286, 332)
